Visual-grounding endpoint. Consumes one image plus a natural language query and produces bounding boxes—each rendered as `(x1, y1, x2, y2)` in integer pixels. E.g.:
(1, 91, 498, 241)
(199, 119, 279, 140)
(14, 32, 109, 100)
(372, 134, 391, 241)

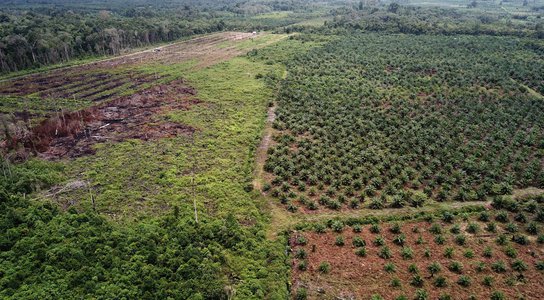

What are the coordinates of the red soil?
(290, 219, 544, 300)
(4, 79, 199, 160)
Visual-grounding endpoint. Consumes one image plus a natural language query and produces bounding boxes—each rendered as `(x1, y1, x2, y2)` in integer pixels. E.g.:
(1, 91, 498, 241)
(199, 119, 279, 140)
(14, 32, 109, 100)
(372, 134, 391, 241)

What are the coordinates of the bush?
(495, 234, 508, 245)
(374, 235, 385, 246)
(434, 235, 445, 245)
(434, 276, 447, 287)
(335, 236, 345, 246)
(402, 247, 414, 259)
(385, 262, 396, 273)
(504, 246, 517, 258)
(479, 211, 490, 222)
(442, 212, 454, 223)
(428, 262, 442, 276)
(486, 222, 497, 232)
(444, 247, 454, 258)
(448, 261, 463, 273)
(490, 291, 506, 300)
(296, 235, 308, 246)
(438, 294, 452, 300)
(455, 234, 466, 245)
(371, 295, 384, 300)
(414, 289, 428, 300)
(411, 274, 424, 287)
(457, 275, 471, 287)
(526, 222, 538, 235)
(483, 246, 493, 258)
(408, 263, 419, 273)
(353, 236, 366, 247)
(495, 211, 509, 223)
(331, 220, 344, 232)
(352, 224, 362, 233)
(511, 259, 528, 272)
(355, 247, 367, 257)
(379, 246, 392, 259)
(475, 261, 486, 272)
(467, 222, 480, 234)
(491, 260, 507, 273)
(483, 276, 493, 286)
(393, 234, 406, 246)
(390, 223, 402, 234)
(295, 288, 307, 300)
(464, 249, 474, 258)
(370, 223, 381, 233)
(298, 260, 308, 271)
(536, 261, 544, 270)
(429, 223, 442, 235)
(295, 249, 307, 259)
(512, 234, 529, 245)
(391, 277, 402, 287)
(450, 224, 461, 234)
(319, 261, 330, 273)
(505, 222, 518, 233)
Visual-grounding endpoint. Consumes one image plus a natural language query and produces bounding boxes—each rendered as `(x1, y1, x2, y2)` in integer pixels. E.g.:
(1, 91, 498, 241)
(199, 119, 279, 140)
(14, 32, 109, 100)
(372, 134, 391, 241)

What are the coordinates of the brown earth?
(290, 213, 544, 299)
(4, 80, 198, 160)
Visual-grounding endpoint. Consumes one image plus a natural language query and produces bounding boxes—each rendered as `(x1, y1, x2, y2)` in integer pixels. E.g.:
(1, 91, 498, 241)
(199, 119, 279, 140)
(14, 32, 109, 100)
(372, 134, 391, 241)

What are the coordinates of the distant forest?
(0, 0, 317, 73)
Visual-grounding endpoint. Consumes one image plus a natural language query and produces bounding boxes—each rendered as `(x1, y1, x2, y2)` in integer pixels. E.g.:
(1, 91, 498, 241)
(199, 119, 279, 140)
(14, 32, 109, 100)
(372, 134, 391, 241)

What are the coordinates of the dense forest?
(0, 0, 320, 73)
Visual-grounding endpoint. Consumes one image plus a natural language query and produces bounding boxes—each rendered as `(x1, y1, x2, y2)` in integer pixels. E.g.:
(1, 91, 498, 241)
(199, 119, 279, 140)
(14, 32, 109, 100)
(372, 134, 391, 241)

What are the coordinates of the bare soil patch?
(3, 80, 199, 160)
(290, 214, 544, 299)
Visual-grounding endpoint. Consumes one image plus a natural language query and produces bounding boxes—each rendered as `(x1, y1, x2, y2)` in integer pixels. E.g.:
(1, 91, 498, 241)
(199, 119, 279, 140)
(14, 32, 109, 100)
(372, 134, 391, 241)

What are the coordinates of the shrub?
(385, 262, 396, 273)
(475, 261, 486, 272)
(319, 261, 330, 273)
(526, 222, 538, 235)
(444, 247, 454, 258)
(295, 249, 307, 259)
(495, 211, 509, 223)
(414, 289, 428, 300)
(379, 246, 392, 259)
(331, 220, 344, 232)
(352, 224, 362, 233)
(296, 235, 308, 246)
(438, 294, 452, 300)
(355, 247, 367, 257)
(495, 234, 508, 245)
(417, 235, 425, 245)
(514, 212, 527, 223)
(411, 274, 424, 287)
(353, 236, 366, 247)
(335, 236, 345, 246)
(512, 234, 529, 245)
(298, 260, 308, 271)
(424, 248, 431, 258)
(457, 275, 471, 287)
(511, 259, 528, 272)
(374, 235, 385, 246)
(536, 261, 544, 270)
(295, 288, 307, 300)
(479, 211, 490, 222)
(539, 234, 544, 244)
(434, 235, 445, 245)
(442, 212, 454, 223)
(391, 277, 402, 287)
(408, 263, 419, 273)
(455, 234, 466, 246)
(371, 295, 384, 300)
(483, 276, 493, 286)
(486, 222, 497, 232)
(483, 246, 493, 258)
(434, 276, 447, 287)
(314, 223, 326, 233)
(467, 222, 480, 234)
(402, 247, 414, 259)
(390, 223, 402, 234)
(490, 291, 506, 300)
(448, 261, 463, 273)
(393, 234, 407, 246)
(504, 246, 517, 258)
(505, 222, 518, 233)
(450, 224, 461, 234)
(464, 249, 474, 258)
(428, 262, 442, 276)
(395, 296, 408, 300)
(491, 261, 507, 273)
(429, 223, 442, 234)
(370, 223, 381, 233)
